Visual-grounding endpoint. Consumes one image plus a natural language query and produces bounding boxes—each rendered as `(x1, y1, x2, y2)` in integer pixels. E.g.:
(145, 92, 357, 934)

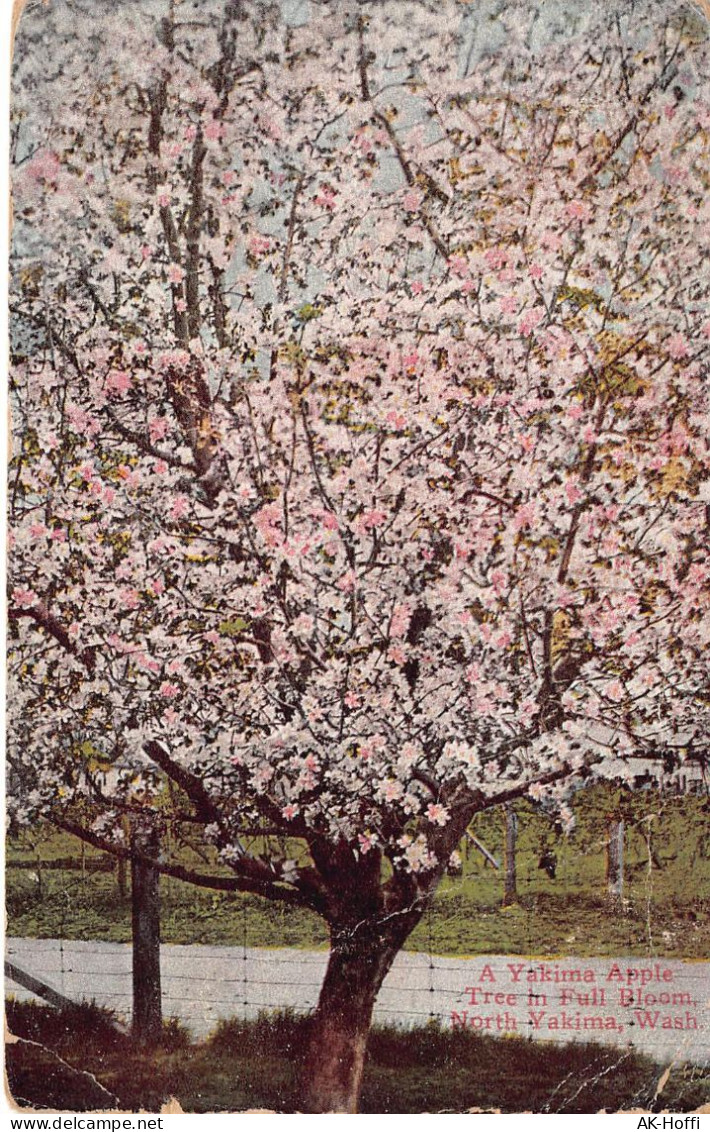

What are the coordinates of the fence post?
(606, 818, 624, 903)
(130, 824, 162, 1044)
(503, 803, 518, 906)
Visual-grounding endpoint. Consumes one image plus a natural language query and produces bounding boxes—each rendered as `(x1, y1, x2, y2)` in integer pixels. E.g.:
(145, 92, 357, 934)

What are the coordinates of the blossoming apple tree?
(9, 0, 710, 1111)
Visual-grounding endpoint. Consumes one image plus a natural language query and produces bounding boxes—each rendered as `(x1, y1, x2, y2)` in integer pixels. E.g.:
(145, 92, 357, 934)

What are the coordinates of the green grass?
(6, 1000, 710, 1114)
(6, 786, 710, 957)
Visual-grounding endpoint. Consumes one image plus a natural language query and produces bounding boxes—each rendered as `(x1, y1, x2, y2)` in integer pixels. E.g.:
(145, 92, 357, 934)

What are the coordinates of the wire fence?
(6, 936, 710, 1069)
(6, 797, 710, 1066)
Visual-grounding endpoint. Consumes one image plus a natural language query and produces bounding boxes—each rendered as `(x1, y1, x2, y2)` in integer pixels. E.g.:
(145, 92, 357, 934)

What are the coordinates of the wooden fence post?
(606, 818, 625, 903)
(503, 803, 518, 906)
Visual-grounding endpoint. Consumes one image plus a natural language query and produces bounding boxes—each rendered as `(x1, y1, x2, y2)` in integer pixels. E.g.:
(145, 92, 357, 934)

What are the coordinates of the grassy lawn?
(6, 1000, 710, 1114)
(7, 786, 710, 957)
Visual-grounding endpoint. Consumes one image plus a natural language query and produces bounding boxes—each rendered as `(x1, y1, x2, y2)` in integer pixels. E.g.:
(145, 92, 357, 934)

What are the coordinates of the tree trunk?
(130, 825, 162, 1044)
(301, 929, 402, 1113)
(502, 803, 518, 907)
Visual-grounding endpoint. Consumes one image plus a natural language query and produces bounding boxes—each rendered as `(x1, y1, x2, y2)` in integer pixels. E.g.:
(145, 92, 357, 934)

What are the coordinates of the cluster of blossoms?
(7, 0, 710, 898)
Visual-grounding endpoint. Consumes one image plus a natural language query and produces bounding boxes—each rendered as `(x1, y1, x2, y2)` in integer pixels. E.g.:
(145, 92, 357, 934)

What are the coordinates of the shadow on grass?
(5, 1000, 709, 1114)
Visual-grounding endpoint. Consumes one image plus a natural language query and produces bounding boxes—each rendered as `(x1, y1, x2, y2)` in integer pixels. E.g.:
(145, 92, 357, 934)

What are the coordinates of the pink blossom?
(499, 293, 519, 314)
(484, 247, 507, 270)
(247, 234, 271, 257)
(358, 833, 374, 854)
(159, 682, 180, 699)
(359, 508, 387, 530)
(105, 369, 131, 396)
(158, 350, 191, 371)
(50, 528, 66, 542)
(491, 569, 506, 594)
(381, 780, 404, 801)
(403, 189, 422, 212)
(282, 804, 299, 820)
(540, 229, 562, 252)
(170, 495, 190, 519)
(667, 333, 689, 359)
(157, 191, 170, 208)
(27, 149, 60, 184)
(149, 416, 169, 443)
(154, 460, 169, 475)
(518, 307, 545, 336)
(426, 803, 450, 826)
(410, 280, 424, 295)
(317, 510, 339, 531)
(529, 264, 543, 280)
(353, 128, 375, 155)
(518, 432, 535, 453)
(566, 200, 592, 223)
(449, 255, 469, 278)
(314, 187, 337, 210)
(204, 120, 224, 141)
(390, 604, 411, 639)
(565, 481, 582, 504)
(512, 501, 537, 531)
(167, 263, 185, 284)
(221, 170, 236, 186)
(12, 587, 37, 608)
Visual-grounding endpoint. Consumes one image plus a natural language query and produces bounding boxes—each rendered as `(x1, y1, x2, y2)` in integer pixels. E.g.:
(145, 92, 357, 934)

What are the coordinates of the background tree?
(9, 0, 710, 1112)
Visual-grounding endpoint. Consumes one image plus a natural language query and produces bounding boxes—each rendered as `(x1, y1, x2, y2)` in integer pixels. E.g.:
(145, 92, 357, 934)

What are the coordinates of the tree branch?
(8, 604, 96, 674)
(142, 739, 224, 826)
(52, 817, 315, 908)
